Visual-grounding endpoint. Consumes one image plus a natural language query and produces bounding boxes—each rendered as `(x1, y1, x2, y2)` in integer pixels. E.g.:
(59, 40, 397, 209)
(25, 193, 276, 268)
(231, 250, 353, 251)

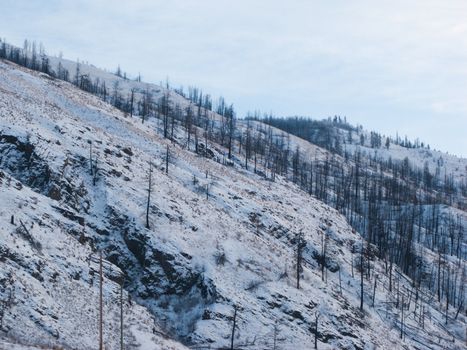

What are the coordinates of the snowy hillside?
(343, 126, 467, 184)
(258, 116, 467, 186)
(0, 57, 466, 350)
(48, 55, 189, 114)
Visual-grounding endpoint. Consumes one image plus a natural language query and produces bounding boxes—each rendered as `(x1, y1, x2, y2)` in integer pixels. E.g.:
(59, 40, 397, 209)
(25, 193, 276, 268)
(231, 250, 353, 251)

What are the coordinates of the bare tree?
(230, 305, 238, 350)
(146, 162, 153, 229)
(296, 231, 304, 289)
(129, 88, 135, 117)
(165, 145, 170, 175)
(226, 104, 236, 159)
(314, 312, 320, 349)
(360, 240, 364, 311)
(272, 321, 279, 350)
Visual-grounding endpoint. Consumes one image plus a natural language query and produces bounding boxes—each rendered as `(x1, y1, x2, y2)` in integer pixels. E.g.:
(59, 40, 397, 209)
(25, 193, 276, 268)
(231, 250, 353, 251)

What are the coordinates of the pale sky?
(2, 0, 467, 156)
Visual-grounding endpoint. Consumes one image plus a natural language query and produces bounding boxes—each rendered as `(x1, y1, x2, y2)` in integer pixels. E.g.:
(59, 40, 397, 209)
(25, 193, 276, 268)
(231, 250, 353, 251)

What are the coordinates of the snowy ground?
(0, 59, 465, 349)
(342, 126, 467, 184)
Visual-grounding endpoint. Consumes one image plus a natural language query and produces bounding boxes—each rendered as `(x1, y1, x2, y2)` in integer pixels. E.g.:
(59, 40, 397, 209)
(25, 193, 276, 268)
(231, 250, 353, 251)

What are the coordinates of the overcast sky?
(2, 0, 467, 156)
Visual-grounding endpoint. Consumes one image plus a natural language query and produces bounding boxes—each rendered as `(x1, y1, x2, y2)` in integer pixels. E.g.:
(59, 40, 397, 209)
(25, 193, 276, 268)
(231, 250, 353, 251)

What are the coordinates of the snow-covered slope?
(0, 59, 465, 349)
(48, 55, 335, 165)
(342, 124, 466, 184)
(48, 55, 189, 110)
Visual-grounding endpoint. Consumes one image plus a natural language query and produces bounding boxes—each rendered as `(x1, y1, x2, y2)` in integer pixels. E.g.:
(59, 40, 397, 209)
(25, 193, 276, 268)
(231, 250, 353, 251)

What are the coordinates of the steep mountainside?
(255, 116, 466, 315)
(0, 57, 466, 350)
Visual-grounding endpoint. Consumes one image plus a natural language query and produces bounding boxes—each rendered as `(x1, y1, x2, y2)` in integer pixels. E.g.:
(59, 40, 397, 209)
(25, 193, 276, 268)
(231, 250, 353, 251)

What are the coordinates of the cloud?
(1, 0, 467, 156)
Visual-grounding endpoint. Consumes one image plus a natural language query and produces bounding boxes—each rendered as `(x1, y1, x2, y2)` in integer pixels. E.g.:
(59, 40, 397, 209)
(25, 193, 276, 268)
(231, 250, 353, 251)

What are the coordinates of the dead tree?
(230, 305, 238, 350)
(204, 112, 210, 156)
(146, 162, 153, 229)
(446, 264, 450, 325)
(400, 295, 404, 339)
(321, 229, 327, 282)
(89, 141, 93, 174)
(93, 155, 99, 186)
(88, 141, 99, 185)
(372, 275, 377, 307)
(226, 105, 235, 159)
(165, 145, 169, 175)
(360, 240, 364, 311)
(389, 254, 393, 292)
(129, 88, 135, 117)
(314, 312, 320, 349)
(273, 321, 279, 350)
(141, 88, 152, 124)
(296, 231, 304, 289)
(99, 252, 103, 350)
(120, 280, 124, 350)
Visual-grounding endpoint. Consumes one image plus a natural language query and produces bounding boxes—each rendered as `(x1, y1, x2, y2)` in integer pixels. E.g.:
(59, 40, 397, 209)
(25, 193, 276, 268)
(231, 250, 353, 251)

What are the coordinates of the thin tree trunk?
(230, 306, 237, 350)
(146, 163, 152, 229)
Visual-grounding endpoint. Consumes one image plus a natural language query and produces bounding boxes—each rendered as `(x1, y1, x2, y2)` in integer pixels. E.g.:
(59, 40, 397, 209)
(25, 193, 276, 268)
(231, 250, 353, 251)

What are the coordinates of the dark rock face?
(119, 217, 216, 298)
(0, 134, 87, 210)
(123, 230, 147, 267)
(103, 207, 217, 341)
(0, 134, 51, 192)
(51, 206, 85, 226)
(197, 143, 215, 159)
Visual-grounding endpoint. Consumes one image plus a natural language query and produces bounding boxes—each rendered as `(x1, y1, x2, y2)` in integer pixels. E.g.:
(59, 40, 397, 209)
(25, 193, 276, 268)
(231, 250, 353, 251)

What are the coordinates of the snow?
(342, 126, 467, 184)
(0, 59, 465, 349)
